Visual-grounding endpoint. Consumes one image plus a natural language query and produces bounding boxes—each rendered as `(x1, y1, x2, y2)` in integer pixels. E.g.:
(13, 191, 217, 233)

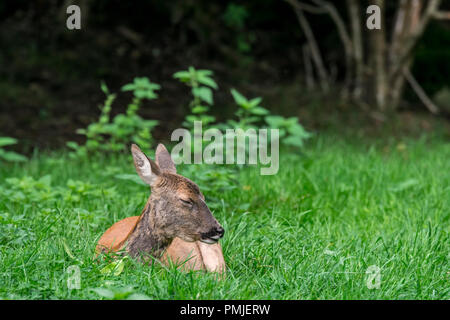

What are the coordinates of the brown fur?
(96, 144, 226, 273)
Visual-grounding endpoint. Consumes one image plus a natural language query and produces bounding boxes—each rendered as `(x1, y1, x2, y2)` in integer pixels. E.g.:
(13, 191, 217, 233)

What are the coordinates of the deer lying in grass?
(96, 144, 226, 273)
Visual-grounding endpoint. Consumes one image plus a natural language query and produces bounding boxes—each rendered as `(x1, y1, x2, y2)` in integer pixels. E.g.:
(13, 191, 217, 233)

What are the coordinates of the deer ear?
(155, 143, 176, 174)
(131, 144, 161, 186)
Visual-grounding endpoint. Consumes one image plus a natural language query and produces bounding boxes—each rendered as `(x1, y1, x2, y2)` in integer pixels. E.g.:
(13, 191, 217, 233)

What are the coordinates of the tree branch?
(389, 0, 442, 85)
(285, 0, 329, 91)
(287, 0, 354, 95)
(312, 0, 353, 56)
(286, 0, 326, 14)
(433, 11, 450, 20)
(403, 68, 440, 114)
(402, 0, 441, 61)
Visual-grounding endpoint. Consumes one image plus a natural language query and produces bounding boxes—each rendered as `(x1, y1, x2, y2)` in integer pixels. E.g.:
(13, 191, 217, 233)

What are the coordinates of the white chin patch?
(200, 238, 218, 244)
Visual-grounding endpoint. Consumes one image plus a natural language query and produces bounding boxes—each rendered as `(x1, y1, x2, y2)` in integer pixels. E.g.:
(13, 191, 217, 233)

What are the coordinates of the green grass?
(0, 134, 449, 299)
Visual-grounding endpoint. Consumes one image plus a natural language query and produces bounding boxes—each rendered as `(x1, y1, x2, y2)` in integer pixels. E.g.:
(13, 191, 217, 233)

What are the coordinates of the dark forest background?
(1, 0, 449, 152)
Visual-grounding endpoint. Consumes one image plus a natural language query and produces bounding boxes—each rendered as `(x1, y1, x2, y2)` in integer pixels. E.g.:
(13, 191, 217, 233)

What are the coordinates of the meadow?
(0, 134, 448, 299)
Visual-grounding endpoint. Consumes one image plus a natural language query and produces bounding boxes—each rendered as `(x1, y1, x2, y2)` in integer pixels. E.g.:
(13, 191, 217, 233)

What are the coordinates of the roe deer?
(96, 143, 226, 273)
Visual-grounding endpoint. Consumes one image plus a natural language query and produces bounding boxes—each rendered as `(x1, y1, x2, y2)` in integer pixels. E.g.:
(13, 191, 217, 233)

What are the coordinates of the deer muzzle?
(200, 226, 225, 244)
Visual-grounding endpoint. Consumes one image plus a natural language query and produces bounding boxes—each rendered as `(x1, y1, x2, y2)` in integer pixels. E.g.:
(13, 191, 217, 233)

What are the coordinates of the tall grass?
(0, 134, 448, 299)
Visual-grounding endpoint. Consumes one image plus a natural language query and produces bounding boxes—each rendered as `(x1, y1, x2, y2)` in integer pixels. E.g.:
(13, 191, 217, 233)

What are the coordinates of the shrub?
(173, 66, 217, 129)
(67, 78, 159, 157)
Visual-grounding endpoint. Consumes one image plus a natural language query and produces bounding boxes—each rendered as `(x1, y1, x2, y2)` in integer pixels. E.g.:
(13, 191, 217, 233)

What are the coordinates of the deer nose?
(216, 226, 225, 238)
(201, 226, 225, 242)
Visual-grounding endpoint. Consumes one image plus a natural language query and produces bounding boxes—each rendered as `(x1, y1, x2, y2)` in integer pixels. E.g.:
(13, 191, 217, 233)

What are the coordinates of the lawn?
(0, 134, 448, 299)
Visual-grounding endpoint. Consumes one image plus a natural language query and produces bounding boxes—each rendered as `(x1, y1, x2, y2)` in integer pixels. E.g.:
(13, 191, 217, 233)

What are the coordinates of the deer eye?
(179, 198, 193, 207)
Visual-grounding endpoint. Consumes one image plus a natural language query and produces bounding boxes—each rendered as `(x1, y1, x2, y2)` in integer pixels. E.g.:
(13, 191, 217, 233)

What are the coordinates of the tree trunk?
(387, 0, 442, 109)
(370, 0, 387, 110)
(347, 0, 364, 100)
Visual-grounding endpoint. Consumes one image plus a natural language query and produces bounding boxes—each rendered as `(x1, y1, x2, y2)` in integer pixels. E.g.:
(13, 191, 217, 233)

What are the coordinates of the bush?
(67, 79, 159, 157)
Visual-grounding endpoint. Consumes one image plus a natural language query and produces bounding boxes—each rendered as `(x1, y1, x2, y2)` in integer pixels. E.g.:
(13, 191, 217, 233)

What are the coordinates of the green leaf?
(121, 83, 135, 91)
(0, 137, 18, 147)
(230, 88, 248, 106)
(100, 81, 110, 95)
(197, 76, 218, 90)
(0, 150, 27, 162)
(197, 69, 213, 77)
(100, 258, 126, 276)
(173, 71, 191, 83)
(192, 87, 213, 105)
(66, 141, 79, 150)
(250, 107, 269, 115)
(265, 115, 285, 128)
(288, 124, 312, 139)
(192, 106, 209, 114)
(173, 71, 190, 78)
(283, 136, 305, 147)
(248, 97, 262, 108)
(76, 128, 87, 135)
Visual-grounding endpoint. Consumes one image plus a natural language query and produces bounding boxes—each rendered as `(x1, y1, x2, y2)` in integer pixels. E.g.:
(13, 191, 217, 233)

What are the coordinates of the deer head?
(130, 144, 225, 248)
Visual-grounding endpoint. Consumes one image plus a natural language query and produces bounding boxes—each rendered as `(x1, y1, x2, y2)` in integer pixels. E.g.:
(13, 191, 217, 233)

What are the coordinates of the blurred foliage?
(174, 66, 218, 129)
(1, 174, 118, 204)
(222, 3, 254, 53)
(0, 137, 27, 162)
(265, 115, 312, 148)
(67, 78, 159, 157)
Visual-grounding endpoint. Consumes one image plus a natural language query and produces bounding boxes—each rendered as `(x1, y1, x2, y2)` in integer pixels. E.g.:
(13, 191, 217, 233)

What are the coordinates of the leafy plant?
(174, 67, 238, 197)
(178, 164, 238, 203)
(265, 115, 312, 148)
(68, 78, 159, 157)
(2, 175, 57, 203)
(173, 66, 217, 129)
(228, 88, 269, 129)
(0, 174, 117, 206)
(0, 137, 27, 162)
(220, 89, 311, 162)
(121, 77, 160, 101)
(64, 179, 118, 203)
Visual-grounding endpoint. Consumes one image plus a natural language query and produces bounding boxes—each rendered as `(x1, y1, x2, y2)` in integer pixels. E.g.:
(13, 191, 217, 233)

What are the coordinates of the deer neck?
(126, 196, 172, 259)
